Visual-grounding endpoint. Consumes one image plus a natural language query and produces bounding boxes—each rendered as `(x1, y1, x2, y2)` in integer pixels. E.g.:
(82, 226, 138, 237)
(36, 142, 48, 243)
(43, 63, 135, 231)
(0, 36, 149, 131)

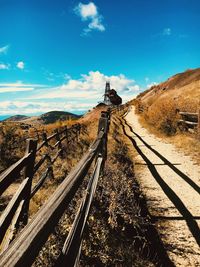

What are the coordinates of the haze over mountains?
(2, 111, 80, 125)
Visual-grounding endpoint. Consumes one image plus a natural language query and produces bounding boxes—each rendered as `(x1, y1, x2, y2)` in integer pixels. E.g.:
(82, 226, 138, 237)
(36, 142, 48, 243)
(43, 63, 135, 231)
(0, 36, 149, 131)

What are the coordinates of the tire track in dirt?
(120, 106, 200, 266)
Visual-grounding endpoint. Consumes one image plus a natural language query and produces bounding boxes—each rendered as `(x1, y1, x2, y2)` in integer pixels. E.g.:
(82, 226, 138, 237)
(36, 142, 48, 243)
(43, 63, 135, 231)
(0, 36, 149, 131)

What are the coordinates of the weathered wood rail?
(0, 123, 81, 253)
(178, 110, 200, 136)
(0, 110, 110, 267)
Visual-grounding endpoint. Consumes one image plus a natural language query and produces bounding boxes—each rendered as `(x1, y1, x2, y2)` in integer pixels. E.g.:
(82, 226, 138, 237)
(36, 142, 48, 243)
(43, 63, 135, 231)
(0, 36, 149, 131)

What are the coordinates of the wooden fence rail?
(0, 110, 110, 267)
(56, 156, 103, 267)
(0, 123, 82, 253)
(0, 153, 32, 196)
(178, 110, 200, 135)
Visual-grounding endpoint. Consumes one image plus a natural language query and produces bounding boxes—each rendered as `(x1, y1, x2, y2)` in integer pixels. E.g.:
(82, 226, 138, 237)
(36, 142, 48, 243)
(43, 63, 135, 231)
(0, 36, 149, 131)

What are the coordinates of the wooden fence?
(0, 123, 81, 253)
(0, 110, 110, 267)
(178, 110, 200, 136)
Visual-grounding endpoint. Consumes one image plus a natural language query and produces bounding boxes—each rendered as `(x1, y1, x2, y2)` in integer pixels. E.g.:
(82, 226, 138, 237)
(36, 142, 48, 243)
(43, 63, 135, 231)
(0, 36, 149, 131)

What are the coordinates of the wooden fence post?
(74, 125, 79, 142)
(55, 129, 64, 158)
(55, 130, 61, 148)
(76, 124, 81, 141)
(97, 111, 109, 161)
(47, 154, 54, 179)
(64, 126, 68, 141)
(21, 139, 37, 225)
(42, 132, 48, 147)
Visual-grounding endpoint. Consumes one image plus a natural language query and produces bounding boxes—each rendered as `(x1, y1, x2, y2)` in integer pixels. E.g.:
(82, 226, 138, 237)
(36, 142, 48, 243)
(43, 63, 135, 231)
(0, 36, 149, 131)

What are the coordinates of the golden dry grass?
(0, 105, 160, 266)
(131, 68, 200, 167)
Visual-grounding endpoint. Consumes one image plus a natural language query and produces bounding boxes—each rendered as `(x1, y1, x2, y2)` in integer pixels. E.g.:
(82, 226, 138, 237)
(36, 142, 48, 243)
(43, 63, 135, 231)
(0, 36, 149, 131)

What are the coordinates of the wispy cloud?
(0, 82, 47, 87)
(0, 100, 94, 115)
(0, 63, 10, 70)
(162, 28, 171, 36)
(0, 82, 47, 93)
(0, 71, 139, 115)
(178, 34, 189, 39)
(31, 71, 139, 100)
(0, 87, 34, 93)
(17, 61, 25, 70)
(42, 68, 71, 82)
(74, 2, 105, 35)
(0, 45, 9, 54)
(147, 82, 158, 89)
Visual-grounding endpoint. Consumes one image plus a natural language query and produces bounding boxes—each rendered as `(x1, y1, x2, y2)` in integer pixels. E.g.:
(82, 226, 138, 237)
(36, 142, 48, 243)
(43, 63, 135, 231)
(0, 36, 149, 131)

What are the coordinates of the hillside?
(134, 68, 200, 136)
(4, 115, 29, 121)
(3, 111, 80, 125)
(39, 111, 80, 124)
(137, 68, 200, 111)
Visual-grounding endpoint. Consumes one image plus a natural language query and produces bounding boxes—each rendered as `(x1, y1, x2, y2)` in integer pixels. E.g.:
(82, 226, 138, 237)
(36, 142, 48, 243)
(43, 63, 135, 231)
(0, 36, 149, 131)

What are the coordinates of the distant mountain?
(3, 111, 81, 124)
(0, 115, 16, 121)
(4, 115, 29, 122)
(39, 111, 80, 124)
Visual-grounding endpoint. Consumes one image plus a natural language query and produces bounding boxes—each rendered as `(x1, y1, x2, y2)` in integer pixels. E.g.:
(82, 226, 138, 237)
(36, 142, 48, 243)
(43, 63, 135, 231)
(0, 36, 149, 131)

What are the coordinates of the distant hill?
(3, 111, 81, 125)
(4, 115, 29, 122)
(136, 68, 200, 106)
(39, 111, 80, 124)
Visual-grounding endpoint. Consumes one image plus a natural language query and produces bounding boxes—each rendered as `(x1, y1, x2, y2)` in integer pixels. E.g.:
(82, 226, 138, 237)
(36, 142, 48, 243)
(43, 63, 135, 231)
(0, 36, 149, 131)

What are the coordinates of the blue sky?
(0, 0, 200, 117)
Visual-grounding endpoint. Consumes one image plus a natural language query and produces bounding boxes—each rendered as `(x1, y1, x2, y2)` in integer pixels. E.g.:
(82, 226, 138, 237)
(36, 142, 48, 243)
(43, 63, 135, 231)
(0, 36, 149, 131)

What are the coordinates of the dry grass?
(135, 68, 200, 135)
(134, 97, 200, 166)
(169, 134, 200, 165)
(132, 69, 200, 165)
(139, 95, 199, 135)
(31, 106, 155, 266)
(1, 106, 156, 266)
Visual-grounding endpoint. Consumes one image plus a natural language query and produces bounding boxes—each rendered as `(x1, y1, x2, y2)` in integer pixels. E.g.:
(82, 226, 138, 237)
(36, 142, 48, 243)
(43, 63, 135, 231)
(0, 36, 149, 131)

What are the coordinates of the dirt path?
(121, 106, 200, 267)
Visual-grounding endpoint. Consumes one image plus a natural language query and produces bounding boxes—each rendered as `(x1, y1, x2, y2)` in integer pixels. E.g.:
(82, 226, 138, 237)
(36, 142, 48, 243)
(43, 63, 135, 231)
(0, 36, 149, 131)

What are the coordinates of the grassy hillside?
(130, 68, 200, 166)
(134, 68, 200, 136)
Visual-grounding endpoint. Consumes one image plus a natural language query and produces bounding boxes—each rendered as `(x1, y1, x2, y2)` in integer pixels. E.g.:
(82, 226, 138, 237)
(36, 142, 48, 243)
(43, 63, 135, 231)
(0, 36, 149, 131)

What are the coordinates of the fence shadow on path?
(120, 117, 200, 248)
(124, 119, 200, 196)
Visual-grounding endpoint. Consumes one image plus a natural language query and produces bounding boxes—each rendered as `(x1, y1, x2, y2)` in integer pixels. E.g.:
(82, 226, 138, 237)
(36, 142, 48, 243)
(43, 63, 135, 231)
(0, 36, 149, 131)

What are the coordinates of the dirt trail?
(122, 106, 200, 267)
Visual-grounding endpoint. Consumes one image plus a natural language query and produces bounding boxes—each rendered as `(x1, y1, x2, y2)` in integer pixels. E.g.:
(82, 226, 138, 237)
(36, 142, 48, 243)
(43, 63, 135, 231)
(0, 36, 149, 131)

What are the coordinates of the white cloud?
(17, 61, 25, 69)
(77, 2, 97, 18)
(0, 45, 9, 54)
(88, 17, 105, 32)
(29, 71, 139, 102)
(0, 63, 10, 70)
(0, 100, 94, 115)
(178, 34, 188, 39)
(0, 82, 46, 93)
(0, 72, 140, 115)
(64, 73, 71, 80)
(0, 87, 34, 93)
(74, 2, 105, 34)
(43, 68, 71, 82)
(163, 28, 171, 36)
(147, 82, 158, 89)
(0, 82, 47, 87)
